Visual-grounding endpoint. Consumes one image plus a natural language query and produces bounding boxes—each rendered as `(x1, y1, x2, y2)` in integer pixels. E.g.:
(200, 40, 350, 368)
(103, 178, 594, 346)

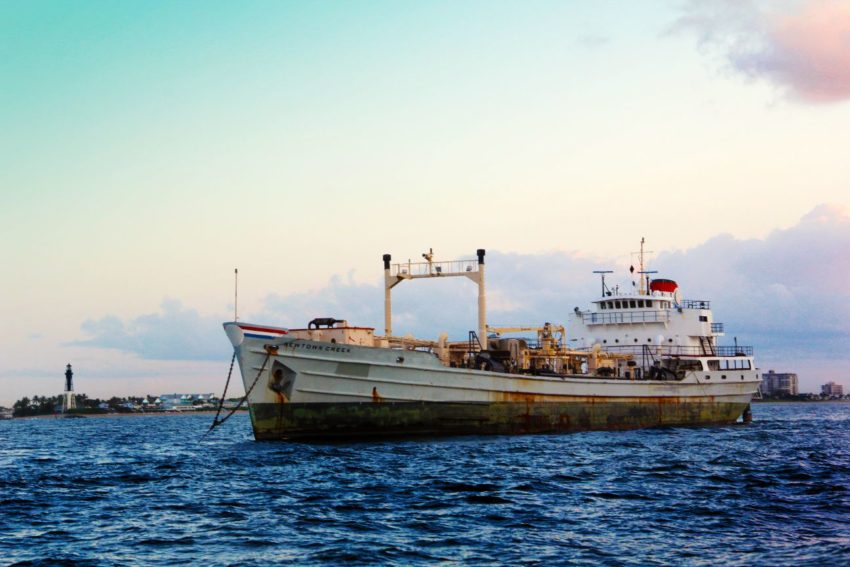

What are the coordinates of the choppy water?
(1, 403, 849, 565)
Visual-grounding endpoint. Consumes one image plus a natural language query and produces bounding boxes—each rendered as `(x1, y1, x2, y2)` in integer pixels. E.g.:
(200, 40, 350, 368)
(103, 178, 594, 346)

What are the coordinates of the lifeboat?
(649, 279, 678, 294)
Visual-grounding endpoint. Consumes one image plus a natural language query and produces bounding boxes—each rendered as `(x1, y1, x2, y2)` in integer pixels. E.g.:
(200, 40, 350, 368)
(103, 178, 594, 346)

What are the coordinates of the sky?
(1, 0, 849, 404)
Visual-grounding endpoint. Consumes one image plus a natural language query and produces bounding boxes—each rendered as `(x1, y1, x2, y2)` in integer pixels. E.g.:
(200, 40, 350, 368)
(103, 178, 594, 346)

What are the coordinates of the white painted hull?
(225, 323, 760, 440)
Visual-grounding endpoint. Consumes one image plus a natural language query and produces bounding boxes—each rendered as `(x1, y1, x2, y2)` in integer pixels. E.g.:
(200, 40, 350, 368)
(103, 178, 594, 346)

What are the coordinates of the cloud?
(254, 204, 850, 373)
(673, 0, 850, 103)
(73, 299, 227, 361)
(654, 203, 850, 359)
(73, 205, 850, 386)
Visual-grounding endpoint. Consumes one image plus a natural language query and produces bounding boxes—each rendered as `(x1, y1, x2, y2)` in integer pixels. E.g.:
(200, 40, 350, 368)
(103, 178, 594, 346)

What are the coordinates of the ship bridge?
(571, 256, 736, 357)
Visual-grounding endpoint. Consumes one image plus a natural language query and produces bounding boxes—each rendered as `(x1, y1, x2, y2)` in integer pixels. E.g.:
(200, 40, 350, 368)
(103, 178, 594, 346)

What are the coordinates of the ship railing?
(711, 322, 724, 333)
(681, 299, 711, 310)
(713, 345, 752, 356)
(578, 344, 753, 357)
(581, 310, 670, 325)
(392, 259, 479, 277)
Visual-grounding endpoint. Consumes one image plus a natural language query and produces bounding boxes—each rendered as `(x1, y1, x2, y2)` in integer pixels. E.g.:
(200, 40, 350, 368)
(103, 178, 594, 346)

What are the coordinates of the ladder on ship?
(468, 331, 483, 355)
(698, 336, 716, 356)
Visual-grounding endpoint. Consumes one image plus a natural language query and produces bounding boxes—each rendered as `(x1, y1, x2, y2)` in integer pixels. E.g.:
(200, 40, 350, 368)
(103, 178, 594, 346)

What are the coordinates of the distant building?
(155, 393, 217, 410)
(821, 382, 844, 397)
(760, 370, 798, 397)
(61, 363, 76, 412)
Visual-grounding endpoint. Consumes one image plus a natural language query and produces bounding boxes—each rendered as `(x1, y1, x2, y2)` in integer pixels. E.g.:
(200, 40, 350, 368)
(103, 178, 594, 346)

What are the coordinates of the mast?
(634, 238, 653, 295)
(383, 254, 393, 336)
(383, 248, 487, 348)
(477, 249, 486, 350)
(639, 238, 645, 295)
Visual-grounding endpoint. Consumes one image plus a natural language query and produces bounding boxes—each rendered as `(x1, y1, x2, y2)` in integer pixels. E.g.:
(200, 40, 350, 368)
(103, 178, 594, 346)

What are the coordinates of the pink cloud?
(677, 0, 850, 103)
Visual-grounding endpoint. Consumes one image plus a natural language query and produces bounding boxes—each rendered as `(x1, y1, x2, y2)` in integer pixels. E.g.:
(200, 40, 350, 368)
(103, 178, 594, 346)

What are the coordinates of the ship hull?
(248, 399, 749, 440)
(225, 323, 760, 441)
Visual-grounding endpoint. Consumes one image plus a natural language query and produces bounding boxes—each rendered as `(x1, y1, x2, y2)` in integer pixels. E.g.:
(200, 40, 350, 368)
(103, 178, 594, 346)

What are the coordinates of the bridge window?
(615, 301, 621, 309)
(629, 300, 636, 308)
(714, 359, 752, 370)
(600, 302, 607, 309)
(646, 300, 653, 308)
(638, 300, 645, 308)
(699, 315, 708, 322)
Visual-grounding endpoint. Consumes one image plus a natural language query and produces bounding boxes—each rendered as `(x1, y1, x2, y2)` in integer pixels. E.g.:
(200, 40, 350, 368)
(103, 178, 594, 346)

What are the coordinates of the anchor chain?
(205, 348, 272, 436)
(208, 351, 237, 431)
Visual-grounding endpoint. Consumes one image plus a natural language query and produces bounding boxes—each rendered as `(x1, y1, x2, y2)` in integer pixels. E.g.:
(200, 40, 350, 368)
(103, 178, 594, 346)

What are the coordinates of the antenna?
(234, 268, 239, 322)
(639, 270, 658, 295)
(631, 238, 654, 295)
(593, 270, 614, 297)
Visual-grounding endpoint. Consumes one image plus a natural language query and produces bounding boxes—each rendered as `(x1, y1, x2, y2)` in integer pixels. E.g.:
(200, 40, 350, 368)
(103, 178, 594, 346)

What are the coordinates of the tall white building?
(760, 370, 798, 397)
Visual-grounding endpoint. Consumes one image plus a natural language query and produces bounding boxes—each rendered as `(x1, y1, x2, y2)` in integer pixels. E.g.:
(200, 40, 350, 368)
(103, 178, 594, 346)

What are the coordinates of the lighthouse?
(62, 363, 76, 412)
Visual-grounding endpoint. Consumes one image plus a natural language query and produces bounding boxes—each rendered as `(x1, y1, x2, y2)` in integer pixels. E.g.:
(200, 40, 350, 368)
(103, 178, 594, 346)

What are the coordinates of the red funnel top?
(649, 279, 678, 293)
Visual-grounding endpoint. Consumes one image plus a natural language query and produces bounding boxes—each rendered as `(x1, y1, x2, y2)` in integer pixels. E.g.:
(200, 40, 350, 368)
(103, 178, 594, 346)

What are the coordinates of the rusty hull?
(248, 398, 748, 440)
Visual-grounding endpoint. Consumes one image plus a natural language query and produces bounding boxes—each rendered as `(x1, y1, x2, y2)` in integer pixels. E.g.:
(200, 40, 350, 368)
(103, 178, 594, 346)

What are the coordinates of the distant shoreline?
(753, 399, 849, 403)
(12, 409, 248, 420)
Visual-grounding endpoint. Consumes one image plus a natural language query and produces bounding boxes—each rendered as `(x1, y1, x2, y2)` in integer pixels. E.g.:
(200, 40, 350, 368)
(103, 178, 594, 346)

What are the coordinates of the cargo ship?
(223, 245, 760, 440)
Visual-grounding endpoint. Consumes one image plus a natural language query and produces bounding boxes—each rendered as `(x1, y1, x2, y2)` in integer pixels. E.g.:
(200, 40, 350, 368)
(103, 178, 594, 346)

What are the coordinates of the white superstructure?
(569, 241, 755, 385)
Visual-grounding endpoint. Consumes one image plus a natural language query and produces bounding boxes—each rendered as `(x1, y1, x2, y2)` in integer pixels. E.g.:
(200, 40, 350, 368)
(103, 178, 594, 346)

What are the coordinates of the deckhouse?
(568, 243, 755, 383)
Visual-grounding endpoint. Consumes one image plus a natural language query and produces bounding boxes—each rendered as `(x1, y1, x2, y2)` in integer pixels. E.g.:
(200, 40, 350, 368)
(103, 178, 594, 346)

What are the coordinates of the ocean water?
(1, 403, 848, 565)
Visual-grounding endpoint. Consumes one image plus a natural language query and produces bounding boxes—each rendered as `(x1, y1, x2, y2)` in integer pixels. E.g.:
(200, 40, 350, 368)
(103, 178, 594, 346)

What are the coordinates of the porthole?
(615, 339, 619, 343)
(668, 339, 673, 343)
(705, 376, 711, 380)
(648, 338, 652, 343)
(634, 338, 638, 343)
(603, 339, 607, 344)
(721, 375, 727, 380)
(740, 375, 744, 380)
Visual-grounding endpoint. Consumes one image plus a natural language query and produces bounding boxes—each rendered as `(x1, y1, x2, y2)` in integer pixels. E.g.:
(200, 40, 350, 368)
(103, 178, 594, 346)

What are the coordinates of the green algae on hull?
(248, 400, 748, 440)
